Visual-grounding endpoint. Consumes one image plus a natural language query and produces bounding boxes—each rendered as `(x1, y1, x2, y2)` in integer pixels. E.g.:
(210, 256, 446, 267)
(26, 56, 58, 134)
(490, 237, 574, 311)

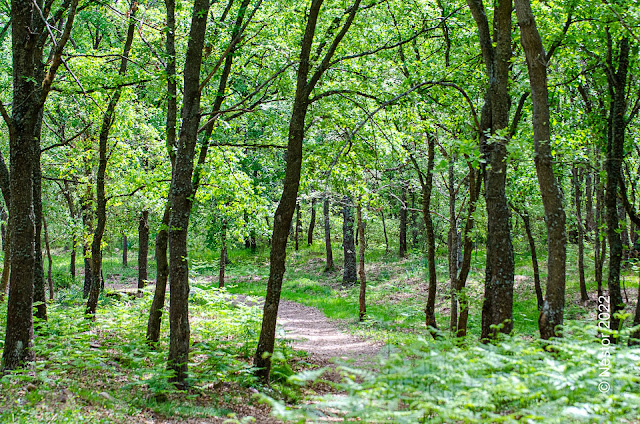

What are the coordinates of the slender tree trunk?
(573, 166, 588, 302)
(342, 198, 357, 285)
(421, 136, 438, 333)
(147, 203, 170, 344)
(455, 166, 481, 337)
(43, 216, 54, 300)
(512, 203, 543, 310)
(86, 5, 138, 316)
(146, 0, 178, 346)
(448, 158, 458, 332)
(307, 198, 316, 246)
(516, 0, 567, 339)
(219, 220, 227, 289)
(604, 36, 629, 339)
(295, 202, 301, 251)
(323, 197, 334, 270)
(381, 210, 389, 253)
(619, 200, 629, 261)
(357, 203, 366, 321)
(411, 192, 419, 247)
(33, 118, 47, 321)
(138, 211, 149, 291)
(253, 0, 362, 383)
(122, 234, 128, 268)
(595, 156, 606, 299)
(399, 185, 407, 258)
(585, 168, 595, 234)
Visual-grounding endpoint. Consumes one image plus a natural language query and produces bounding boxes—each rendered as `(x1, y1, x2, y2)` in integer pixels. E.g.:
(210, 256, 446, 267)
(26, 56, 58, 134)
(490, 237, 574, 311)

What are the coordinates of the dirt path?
(276, 300, 382, 368)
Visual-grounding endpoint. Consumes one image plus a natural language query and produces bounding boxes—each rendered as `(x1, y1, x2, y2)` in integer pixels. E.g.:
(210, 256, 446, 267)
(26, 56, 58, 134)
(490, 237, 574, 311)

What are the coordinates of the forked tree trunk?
(357, 203, 366, 321)
(146, 204, 171, 344)
(138, 211, 149, 291)
(516, 0, 567, 339)
(323, 197, 334, 270)
(4, 0, 79, 370)
(468, 0, 515, 340)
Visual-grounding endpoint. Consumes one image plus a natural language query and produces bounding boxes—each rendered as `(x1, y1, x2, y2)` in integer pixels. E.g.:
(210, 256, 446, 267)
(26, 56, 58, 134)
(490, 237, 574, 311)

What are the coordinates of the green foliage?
(268, 324, 640, 423)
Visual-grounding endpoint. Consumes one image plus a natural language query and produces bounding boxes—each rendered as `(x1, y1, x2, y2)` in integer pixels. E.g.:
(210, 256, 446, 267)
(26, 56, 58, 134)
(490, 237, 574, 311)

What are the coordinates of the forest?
(0, 0, 640, 422)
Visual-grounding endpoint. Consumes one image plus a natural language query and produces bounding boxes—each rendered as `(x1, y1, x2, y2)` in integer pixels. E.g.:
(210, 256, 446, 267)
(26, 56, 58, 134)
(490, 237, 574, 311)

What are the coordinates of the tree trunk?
(122, 234, 128, 268)
(138, 211, 149, 291)
(43, 216, 54, 300)
(619, 199, 629, 261)
(512, 203, 543, 310)
(0, 224, 10, 300)
(323, 197, 334, 270)
(33, 121, 47, 322)
(411, 192, 419, 247)
(420, 135, 438, 333)
(399, 185, 408, 258)
(146, 0, 178, 346)
(307, 198, 316, 246)
(468, 0, 515, 340)
(447, 158, 458, 332)
(515, 0, 567, 340)
(381, 210, 389, 253)
(219, 220, 227, 289)
(295, 202, 301, 251)
(357, 203, 366, 321)
(595, 155, 606, 299)
(253, 0, 362, 384)
(585, 167, 595, 234)
(86, 5, 138, 316)
(573, 166, 588, 302)
(604, 36, 629, 339)
(167, 0, 211, 388)
(146, 203, 171, 344)
(455, 165, 481, 337)
(342, 198, 357, 285)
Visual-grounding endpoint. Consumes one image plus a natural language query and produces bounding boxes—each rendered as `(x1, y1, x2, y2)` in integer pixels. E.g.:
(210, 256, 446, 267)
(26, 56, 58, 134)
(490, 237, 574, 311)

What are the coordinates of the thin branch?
(41, 123, 91, 153)
(107, 185, 146, 202)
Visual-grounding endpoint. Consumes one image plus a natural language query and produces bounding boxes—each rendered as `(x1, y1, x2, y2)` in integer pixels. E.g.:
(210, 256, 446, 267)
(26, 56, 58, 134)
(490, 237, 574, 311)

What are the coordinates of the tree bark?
(122, 234, 128, 268)
(399, 185, 408, 258)
(253, 0, 362, 384)
(307, 198, 316, 246)
(146, 203, 171, 344)
(357, 203, 366, 321)
(4, 0, 79, 370)
(515, 0, 567, 339)
(468, 0, 515, 340)
(511, 203, 543, 310)
(447, 158, 458, 332)
(342, 198, 357, 285)
(167, 0, 211, 388)
(381, 210, 389, 253)
(86, 4, 138, 316)
(138, 211, 149, 291)
(323, 197, 334, 270)
(573, 166, 588, 302)
(455, 165, 481, 337)
(43, 216, 54, 300)
(295, 202, 301, 251)
(219, 220, 227, 289)
(604, 36, 629, 339)
(146, 0, 178, 346)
